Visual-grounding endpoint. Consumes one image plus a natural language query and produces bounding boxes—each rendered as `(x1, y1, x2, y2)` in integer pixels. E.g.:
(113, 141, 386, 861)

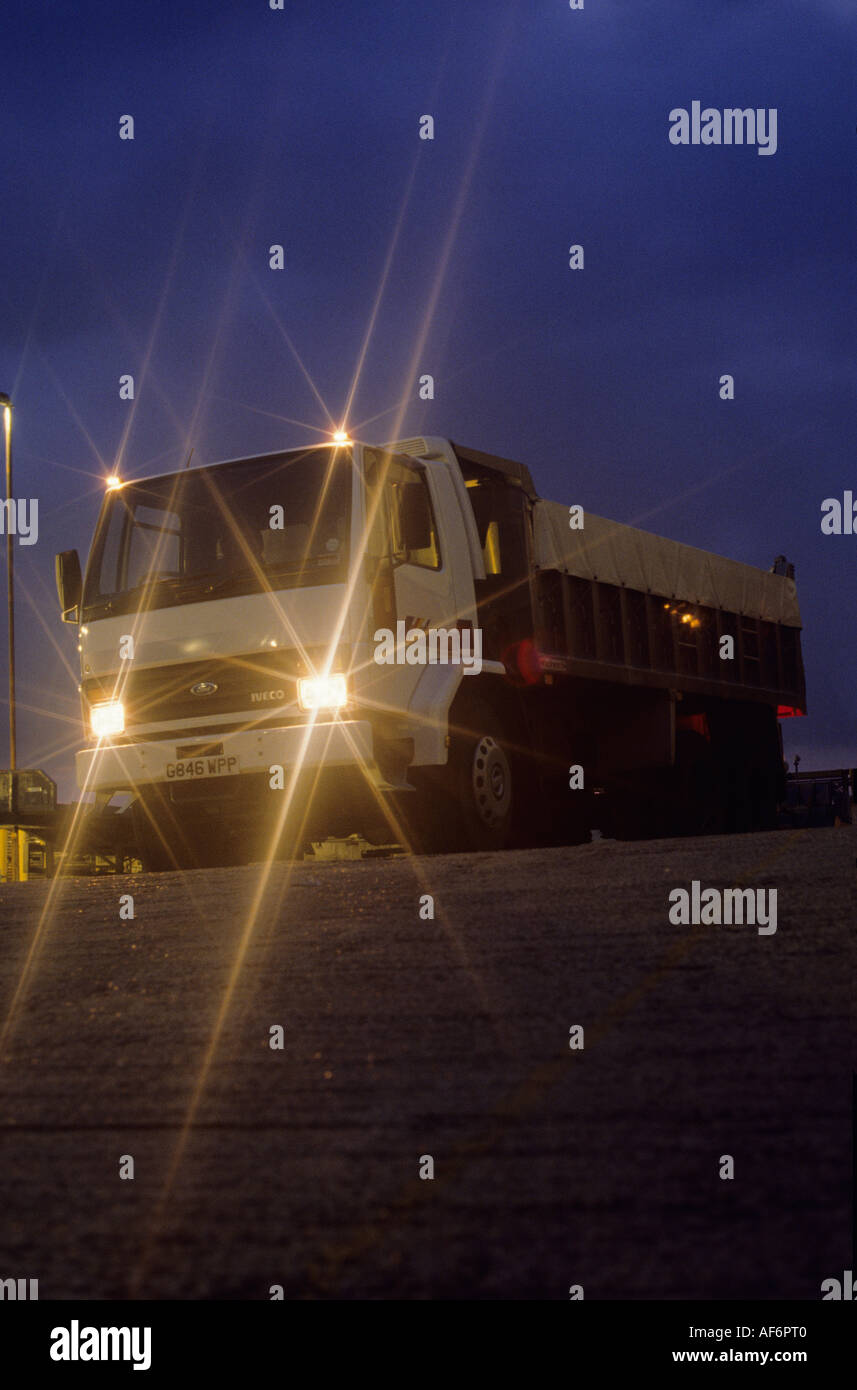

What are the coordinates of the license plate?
(165, 755, 240, 780)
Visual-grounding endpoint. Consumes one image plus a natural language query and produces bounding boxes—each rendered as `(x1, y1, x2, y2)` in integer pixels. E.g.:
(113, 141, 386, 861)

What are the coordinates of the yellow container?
(0, 828, 53, 882)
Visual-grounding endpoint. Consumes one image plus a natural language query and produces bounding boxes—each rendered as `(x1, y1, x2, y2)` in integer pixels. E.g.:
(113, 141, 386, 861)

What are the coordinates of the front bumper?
(76, 719, 374, 794)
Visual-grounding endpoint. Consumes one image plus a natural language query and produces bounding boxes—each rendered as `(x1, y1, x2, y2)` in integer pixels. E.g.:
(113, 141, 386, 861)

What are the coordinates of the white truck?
(55, 436, 806, 868)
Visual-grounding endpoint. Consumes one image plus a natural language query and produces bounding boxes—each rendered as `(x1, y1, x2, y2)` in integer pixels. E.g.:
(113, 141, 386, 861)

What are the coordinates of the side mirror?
(55, 549, 82, 623)
(399, 482, 433, 554)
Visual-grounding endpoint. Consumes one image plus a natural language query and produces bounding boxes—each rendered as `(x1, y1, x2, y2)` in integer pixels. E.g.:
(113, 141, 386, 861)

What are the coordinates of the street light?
(0, 392, 17, 880)
(0, 394, 14, 775)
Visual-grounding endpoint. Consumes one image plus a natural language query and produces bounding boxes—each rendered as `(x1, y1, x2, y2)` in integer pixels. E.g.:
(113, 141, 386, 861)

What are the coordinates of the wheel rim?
(470, 735, 512, 828)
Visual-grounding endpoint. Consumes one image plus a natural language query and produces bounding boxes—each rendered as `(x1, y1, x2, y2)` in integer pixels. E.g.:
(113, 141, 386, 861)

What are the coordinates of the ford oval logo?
(190, 681, 218, 696)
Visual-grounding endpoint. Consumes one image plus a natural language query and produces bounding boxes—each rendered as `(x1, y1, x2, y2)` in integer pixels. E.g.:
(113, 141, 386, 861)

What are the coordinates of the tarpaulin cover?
(533, 501, 802, 628)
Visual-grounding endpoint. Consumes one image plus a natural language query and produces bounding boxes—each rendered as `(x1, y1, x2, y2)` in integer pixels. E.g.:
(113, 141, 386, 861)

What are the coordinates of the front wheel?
(131, 796, 185, 871)
(131, 793, 238, 871)
(453, 717, 514, 850)
(397, 697, 516, 853)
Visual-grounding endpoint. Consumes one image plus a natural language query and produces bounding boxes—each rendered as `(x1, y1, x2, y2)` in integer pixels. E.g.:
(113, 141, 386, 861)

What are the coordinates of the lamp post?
(0, 392, 17, 879)
(1, 394, 14, 772)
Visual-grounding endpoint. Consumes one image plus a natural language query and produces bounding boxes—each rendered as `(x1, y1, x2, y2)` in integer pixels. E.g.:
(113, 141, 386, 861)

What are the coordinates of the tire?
(747, 764, 778, 831)
(605, 770, 672, 841)
(396, 695, 516, 853)
(713, 702, 782, 833)
(131, 797, 184, 871)
(131, 794, 234, 871)
(671, 731, 727, 836)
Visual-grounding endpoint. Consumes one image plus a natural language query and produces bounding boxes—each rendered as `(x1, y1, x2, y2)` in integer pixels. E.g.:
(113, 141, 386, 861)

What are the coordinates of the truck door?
(361, 451, 463, 752)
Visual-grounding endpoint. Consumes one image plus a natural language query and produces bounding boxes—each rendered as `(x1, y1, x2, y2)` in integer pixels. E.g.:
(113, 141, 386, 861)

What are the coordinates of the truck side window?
(392, 471, 440, 570)
(466, 479, 528, 582)
(366, 452, 441, 570)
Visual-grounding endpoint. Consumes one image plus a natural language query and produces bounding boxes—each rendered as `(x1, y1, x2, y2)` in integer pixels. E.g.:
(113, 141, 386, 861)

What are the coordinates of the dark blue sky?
(1, 0, 854, 798)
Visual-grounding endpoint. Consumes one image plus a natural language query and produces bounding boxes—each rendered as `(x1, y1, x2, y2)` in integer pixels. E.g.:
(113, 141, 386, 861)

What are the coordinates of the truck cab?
(56, 440, 502, 867)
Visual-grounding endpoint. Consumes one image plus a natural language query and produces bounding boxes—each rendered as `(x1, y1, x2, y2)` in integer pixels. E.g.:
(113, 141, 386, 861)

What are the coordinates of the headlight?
(297, 674, 348, 711)
(90, 700, 125, 737)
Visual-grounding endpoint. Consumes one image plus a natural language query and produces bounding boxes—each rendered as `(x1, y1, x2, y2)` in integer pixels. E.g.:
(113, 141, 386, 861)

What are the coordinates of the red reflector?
(777, 706, 806, 718)
(501, 638, 542, 686)
(676, 712, 710, 740)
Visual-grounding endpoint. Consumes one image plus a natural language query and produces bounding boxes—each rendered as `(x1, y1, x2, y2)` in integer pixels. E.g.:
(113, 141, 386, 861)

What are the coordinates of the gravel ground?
(0, 825, 851, 1300)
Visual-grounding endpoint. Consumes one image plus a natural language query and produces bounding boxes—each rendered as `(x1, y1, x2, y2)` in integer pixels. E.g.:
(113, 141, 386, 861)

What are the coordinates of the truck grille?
(81, 648, 328, 728)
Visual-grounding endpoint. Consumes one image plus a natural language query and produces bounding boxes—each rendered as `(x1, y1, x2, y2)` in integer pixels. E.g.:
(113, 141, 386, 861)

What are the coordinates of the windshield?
(82, 447, 351, 618)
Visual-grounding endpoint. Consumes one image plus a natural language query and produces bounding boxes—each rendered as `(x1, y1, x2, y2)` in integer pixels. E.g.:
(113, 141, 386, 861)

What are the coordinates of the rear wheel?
(747, 764, 778, 830)
(670, 731, 727, 836)
(717, 703, 782, 832)
(604, 770, 672, 841)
